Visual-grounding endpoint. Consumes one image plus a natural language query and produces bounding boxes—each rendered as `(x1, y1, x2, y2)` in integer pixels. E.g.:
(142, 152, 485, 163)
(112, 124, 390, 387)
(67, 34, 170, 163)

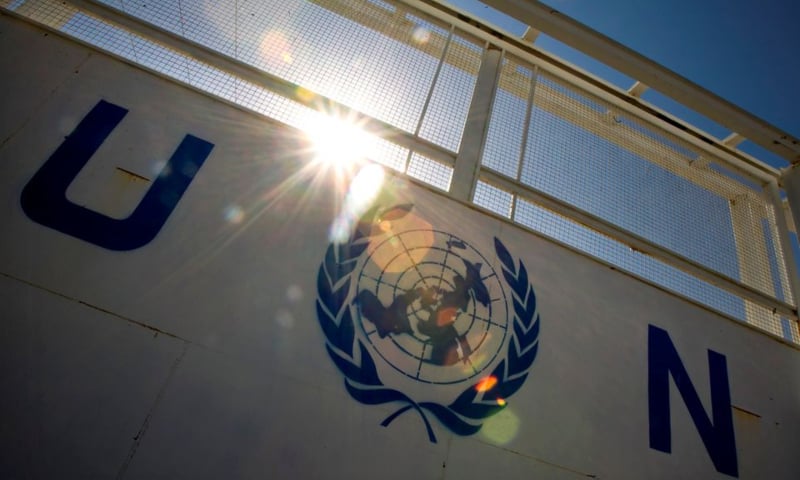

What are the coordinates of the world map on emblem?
(354, 229, 509, 385)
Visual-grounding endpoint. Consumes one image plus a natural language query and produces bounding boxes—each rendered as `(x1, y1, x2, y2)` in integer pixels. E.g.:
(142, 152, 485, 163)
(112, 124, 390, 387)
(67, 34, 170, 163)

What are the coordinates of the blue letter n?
(648, 324, 738, 477)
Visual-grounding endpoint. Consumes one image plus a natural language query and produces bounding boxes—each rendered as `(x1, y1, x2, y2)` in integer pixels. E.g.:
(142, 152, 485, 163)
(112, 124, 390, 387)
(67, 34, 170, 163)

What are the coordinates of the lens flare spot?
(475, 375, 498, 393)
(224, 205, 245, 224)
(152, 160, 168, 176)
(349, 163, 385, 206)
(412, 26, 431, 44)
(367, 214, 433, 272)
(481, 408, 519, 445)
(259, 30, 293, 68)
(329, 217, 351, 244)
(328, 164, 386, 243)
(437, 307, 458, 326)
(286, 285, 303, 302)
(275, 309, 294, 329)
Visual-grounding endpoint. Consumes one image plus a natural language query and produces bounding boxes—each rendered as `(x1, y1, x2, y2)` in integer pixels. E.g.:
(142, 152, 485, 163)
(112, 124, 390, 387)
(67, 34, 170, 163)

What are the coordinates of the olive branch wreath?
(316, 204, 540, 443)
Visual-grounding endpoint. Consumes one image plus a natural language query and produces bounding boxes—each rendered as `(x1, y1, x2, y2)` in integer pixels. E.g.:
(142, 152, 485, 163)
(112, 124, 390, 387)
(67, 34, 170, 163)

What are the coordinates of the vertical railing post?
(780, 165, 800, 340)
(765, 180, 800, 342)
(781, 164, 800, 247)
(729, 193, 782, 336)
(450, 45, 502, 201)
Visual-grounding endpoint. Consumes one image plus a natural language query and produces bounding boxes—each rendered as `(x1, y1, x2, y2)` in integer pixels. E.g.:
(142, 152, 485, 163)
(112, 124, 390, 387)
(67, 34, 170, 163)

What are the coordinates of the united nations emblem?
(316, 203, 540, 442)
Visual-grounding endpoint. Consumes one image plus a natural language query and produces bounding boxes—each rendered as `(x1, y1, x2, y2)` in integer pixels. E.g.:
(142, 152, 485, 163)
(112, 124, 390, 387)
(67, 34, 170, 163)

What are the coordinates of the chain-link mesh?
(5, 0, 797, 342)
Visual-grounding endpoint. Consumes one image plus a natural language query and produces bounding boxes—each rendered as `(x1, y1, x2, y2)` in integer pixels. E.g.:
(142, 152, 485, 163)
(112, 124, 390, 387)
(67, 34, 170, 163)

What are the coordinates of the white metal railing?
(3, 0, 798, 343)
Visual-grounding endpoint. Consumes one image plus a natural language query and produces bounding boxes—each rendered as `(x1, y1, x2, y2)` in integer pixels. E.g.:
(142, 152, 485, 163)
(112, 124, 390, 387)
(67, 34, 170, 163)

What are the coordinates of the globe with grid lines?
(354, 230, 509, 385)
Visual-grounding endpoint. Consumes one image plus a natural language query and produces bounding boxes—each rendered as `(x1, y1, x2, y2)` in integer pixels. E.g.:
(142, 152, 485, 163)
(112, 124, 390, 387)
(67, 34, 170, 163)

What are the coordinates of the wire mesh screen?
(480, 56, 797, 337)
(5, 0, 797, 342)
(9, 0, 486, 177)
(406, 153, 453, 191)
(512, 192, 799, 342)
(91, 0, 484, 144)
(415, 30, 482, 151)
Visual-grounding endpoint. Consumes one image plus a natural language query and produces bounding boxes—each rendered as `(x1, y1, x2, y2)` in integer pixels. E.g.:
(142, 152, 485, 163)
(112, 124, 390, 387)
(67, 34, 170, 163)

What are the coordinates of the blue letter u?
(21, 100, 214, 250)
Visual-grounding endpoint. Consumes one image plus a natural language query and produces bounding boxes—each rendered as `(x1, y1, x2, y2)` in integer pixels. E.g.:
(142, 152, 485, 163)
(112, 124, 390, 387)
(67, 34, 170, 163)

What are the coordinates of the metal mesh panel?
(416, 30, 482, 151)
(108, 1, 186, 38)
(473, 180, 512, 218)
(11, 0, 76, 26)
(95, 0, 466, 139)
(482, 64, 795, 310)
(482, 53, 534, 179)
(512, 195, 798, 342)
(64, 0, 465, 185)
(58, 9, 313, 128)
(106, 0, 480, 152)
(365, 137, 409, 173)
(406, 153, 452, 191)
(11, 0, 422, 177)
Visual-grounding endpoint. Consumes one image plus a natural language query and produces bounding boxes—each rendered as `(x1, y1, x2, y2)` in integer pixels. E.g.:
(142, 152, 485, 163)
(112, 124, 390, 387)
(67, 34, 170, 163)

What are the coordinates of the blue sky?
(449, 0, 800, 169)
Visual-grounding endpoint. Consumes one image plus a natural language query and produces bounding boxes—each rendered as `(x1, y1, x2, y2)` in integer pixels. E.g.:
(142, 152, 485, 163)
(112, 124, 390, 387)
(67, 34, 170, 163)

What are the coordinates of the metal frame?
(766, 180, 800, 340)
(782, 165, 800, 240)
(469, 0, 800, 165)
(299, 0, 784, 187)
(403, 0, 782, 181)
(315, 0, 792, 257)
(451, 45, 501, 201)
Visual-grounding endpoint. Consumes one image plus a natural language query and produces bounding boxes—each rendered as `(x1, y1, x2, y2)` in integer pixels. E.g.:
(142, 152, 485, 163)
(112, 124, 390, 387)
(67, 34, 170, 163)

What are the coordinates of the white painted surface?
(1, 14, 798, 479)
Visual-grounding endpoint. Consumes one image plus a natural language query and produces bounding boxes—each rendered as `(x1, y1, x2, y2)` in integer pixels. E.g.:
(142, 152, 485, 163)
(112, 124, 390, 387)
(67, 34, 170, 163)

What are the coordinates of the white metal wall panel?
(1, 15, 799, 479)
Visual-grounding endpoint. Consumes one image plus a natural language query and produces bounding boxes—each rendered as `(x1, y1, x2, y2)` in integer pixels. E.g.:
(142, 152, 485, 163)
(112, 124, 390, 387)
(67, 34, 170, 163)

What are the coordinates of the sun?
(293, 107, 389, 242)
(301, 109, 377, 168)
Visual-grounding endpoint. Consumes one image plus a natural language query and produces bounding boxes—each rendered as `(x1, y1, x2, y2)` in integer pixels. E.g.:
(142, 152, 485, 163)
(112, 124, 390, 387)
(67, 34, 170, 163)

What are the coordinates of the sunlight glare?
(304, 112, 375, 167)
(348, 162, 385, 206)
(328, 163, 386, 242)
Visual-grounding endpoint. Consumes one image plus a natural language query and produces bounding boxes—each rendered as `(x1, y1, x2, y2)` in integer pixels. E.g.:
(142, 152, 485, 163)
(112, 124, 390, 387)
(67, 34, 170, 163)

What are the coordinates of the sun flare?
(302, 110, 376, 168)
